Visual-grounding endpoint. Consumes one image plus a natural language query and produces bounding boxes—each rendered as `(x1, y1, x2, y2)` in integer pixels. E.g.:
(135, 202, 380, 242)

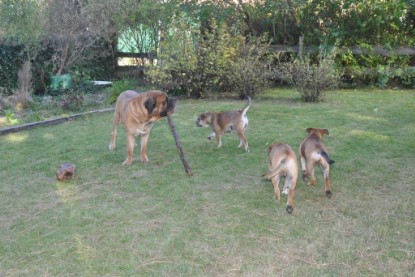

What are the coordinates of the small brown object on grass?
(56, 163, 76, 181)
(167, 114, 193, 176)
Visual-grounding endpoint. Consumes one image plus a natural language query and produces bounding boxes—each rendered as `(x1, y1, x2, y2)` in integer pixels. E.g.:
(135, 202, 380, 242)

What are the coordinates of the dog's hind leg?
(285, 176, 295, 213)
(306, 160, 316, 186)
(238, 115, 249, 151)
(286, 168, 298, 213)
(300, 156, 308, 181)
(282, 180, 289, 195)
(109, 111, 121, 150)
(109, 129, 117, 150)
(282, 160, 296, 196)
(236, 129, 249, 152)
(271, 175, 281, 200)
(320, 159, 332, 198)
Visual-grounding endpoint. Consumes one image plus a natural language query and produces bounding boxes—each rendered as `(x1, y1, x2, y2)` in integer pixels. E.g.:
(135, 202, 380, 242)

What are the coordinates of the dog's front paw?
(286, 205, 294, 214)
(141, 156, 150, 164)
(274, 191, 280, 201)
(109, 143, 115, 151)
(326, 191, 332, 198)
(302, 171, 308, 181)
(122, 159, 132, 166)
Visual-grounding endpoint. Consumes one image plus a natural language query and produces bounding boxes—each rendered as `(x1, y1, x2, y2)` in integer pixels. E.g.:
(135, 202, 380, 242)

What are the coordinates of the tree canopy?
(0, 0, 414, 95)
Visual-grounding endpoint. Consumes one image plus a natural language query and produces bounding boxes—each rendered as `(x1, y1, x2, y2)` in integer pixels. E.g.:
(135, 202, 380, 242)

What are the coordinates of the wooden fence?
(117, 45, 415, 60)
(268, 45, 415, 57)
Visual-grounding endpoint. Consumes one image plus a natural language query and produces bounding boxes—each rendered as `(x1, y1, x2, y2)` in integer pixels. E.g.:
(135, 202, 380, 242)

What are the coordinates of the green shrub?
(399, 67, 415, 88)
(277, 52, 340, 102)
(146, 18, 273, 98)
(107, 78, 138, 104)
(335, 44, 415, 88)
(146, 15, 218, 98)
(0, 42, 24, 95)
(226, 36, 274, 99)
(3, 109, 19, 125)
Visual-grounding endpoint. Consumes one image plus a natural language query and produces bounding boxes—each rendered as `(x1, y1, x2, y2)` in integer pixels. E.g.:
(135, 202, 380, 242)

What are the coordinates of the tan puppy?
(262, 143, 298, 213)
(109, 90, 176, 165)
(196, 97, 251, 151)
(299, 128, 335, 198)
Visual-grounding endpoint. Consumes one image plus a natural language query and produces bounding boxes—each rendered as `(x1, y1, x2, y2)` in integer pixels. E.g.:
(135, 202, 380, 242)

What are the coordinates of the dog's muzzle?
(160, 97, 176, 116)
(196, 120, 203, 127)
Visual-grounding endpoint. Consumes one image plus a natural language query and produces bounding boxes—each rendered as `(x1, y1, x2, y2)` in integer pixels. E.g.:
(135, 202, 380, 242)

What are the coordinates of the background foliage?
(0, 0, 414, 101)
(146, 17, 273, 98)
(277, 52, 340, 102)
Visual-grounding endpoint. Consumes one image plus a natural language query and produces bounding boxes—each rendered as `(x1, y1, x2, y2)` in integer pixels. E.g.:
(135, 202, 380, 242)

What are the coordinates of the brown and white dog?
(109, 90, 176, 165)
(262, 143, 298, 213)
(299, 128, 335, 198)
(196, 97, 251, 151)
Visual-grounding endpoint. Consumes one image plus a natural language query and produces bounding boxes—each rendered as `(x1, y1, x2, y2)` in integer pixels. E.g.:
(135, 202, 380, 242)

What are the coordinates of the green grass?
(1, 88, 414, 276)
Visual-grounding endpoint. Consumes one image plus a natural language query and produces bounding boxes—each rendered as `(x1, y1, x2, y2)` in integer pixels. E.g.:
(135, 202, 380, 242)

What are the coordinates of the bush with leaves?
(146, 17, 273, 98)
(107, 77, 138, 104)
(0, 41, 24, 95)
(146, 16, 225, 98)
(277, 52, 340, 102)
(226, 36, 274, 99)
(335, 44, 415, 88)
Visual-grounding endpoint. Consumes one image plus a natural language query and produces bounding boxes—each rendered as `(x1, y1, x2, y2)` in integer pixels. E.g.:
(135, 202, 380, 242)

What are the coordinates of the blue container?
(50, 74, 72, 90)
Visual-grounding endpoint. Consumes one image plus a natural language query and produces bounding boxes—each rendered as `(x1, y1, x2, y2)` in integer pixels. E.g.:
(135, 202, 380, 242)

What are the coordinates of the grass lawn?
(1, 88, 414, 276)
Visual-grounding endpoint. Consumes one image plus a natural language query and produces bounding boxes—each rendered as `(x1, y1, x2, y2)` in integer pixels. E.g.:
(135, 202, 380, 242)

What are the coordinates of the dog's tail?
(262, 159, 285, 179)
(320, 150, 335, 165)
(242, 96, 252, 117)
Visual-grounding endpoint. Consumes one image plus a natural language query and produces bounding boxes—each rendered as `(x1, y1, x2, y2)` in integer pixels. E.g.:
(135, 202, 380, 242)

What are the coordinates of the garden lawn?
(0, 89, 414, 276)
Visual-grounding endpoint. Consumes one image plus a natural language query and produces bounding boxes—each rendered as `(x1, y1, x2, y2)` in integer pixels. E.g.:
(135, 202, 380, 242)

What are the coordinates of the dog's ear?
(306, 128, 313, 133)
(323, 129, 329, 135)
(144, 97, 157, 114)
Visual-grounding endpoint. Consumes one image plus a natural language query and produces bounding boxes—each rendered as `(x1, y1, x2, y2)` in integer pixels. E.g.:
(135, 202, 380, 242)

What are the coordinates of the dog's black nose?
(162, 97, 177, 116)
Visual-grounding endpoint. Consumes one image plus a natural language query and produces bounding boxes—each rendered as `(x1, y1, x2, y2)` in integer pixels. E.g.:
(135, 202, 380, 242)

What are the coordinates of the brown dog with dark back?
(263, 143, 298, 213)
(109, 90, 176, 165)
(196, 97, 251, 151)
(299, 128, 335, 197)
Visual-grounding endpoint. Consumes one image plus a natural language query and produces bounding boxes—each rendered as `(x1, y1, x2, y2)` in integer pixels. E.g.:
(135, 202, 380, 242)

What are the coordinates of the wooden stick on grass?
(167, 114, 193, 176)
